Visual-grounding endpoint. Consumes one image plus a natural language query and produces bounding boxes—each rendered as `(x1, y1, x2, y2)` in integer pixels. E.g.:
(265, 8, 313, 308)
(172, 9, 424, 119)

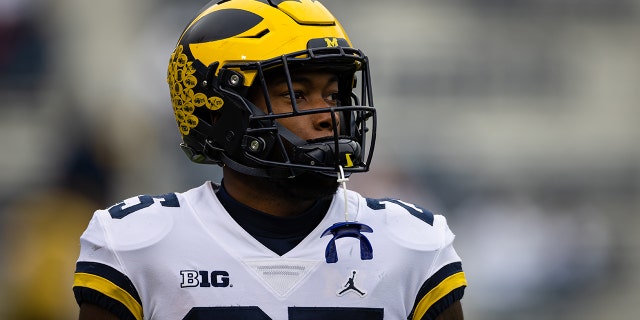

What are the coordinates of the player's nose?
(312, 110, 339, 133)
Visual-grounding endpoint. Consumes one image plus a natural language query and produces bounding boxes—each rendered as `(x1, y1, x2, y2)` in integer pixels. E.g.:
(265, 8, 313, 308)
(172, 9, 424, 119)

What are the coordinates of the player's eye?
(326, 92, 339, 106)
(279, 91, 303, 101)
(293, 91, 305, 100)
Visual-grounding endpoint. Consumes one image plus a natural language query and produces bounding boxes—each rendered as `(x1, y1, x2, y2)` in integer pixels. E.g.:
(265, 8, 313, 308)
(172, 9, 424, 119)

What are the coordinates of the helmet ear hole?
(191, 107, 214, 127)
(209, 111, 221, 126)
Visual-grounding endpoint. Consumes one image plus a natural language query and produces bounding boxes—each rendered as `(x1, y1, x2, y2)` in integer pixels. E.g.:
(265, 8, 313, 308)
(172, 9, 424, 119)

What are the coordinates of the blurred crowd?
(1, 0, 638, 319)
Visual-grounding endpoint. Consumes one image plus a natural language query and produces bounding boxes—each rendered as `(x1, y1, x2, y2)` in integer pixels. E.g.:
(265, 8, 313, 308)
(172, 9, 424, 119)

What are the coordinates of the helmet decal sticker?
(206, 96, 224, 111)
(168, 45, 204, 136)
(306, 37, 349, 49)
(324, 37, 338, 47)
(344, 153, 354, 168)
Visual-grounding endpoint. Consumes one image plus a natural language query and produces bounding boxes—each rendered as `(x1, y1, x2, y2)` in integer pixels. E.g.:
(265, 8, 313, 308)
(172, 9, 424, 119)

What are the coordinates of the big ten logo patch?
(180, 270, 230, 288)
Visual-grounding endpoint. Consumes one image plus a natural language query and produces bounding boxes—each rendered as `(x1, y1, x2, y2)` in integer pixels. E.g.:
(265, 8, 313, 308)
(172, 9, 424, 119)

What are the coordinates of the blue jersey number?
(366, 197, 434, 226)
(107, 193, 180, 219)
(183, 306, 383, 320)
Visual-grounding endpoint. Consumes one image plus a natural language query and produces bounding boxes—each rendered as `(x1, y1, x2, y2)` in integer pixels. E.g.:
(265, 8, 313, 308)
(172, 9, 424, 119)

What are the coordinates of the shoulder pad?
(362, 197, 453, 251)
(96, 193, 182, 250)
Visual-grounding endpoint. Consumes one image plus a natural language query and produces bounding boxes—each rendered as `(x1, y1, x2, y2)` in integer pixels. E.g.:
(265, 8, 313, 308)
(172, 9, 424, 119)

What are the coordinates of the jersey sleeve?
(408, 215, 467, 320)
(72, 210, 143, 320)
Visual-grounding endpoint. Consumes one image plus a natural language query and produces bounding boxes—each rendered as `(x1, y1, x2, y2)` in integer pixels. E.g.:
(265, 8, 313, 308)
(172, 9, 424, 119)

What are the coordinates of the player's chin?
(271, 171, 339, 201)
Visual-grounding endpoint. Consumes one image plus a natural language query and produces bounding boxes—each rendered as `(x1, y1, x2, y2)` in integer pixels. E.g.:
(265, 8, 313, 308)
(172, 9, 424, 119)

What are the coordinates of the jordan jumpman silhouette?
(337, 270, 366, 297)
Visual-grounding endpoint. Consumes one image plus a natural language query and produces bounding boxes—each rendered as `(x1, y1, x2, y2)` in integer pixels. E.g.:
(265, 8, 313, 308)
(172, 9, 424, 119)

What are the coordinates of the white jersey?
(73, 182, 466, 320)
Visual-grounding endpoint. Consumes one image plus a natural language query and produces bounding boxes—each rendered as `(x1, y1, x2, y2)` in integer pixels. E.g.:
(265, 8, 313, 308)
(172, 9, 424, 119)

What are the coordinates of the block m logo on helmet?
(307, 37, 350, 49)
(324, 37, 338, 47)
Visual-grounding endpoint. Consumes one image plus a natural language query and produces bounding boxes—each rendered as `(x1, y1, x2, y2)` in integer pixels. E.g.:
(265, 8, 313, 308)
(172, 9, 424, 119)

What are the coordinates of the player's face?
(247, 70, 343, 201)
(251, 70, 341, 140)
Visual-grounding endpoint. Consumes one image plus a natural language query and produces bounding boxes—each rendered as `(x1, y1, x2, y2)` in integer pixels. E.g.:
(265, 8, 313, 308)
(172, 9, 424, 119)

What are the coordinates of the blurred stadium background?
(0, 0, 638, 319)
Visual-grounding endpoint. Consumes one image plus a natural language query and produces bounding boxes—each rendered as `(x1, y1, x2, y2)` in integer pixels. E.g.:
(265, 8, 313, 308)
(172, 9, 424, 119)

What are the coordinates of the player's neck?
(221, 168, 317, 217)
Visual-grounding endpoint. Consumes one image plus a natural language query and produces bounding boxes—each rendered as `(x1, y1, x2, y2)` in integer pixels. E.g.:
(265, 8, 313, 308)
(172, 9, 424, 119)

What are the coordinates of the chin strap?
(336, 165, 351, 221)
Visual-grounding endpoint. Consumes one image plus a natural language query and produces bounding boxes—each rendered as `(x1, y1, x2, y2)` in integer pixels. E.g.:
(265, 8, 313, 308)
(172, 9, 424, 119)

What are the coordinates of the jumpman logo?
(337, 270, 367, 297)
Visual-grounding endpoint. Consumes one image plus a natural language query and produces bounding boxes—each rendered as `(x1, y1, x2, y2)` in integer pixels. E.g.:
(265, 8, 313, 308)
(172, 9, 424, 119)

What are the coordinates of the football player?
(73, 0, 467, 319)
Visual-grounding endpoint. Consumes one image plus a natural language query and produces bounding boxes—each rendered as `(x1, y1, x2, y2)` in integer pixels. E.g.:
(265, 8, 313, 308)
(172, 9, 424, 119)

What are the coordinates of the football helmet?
(167, 0, 376, 178)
